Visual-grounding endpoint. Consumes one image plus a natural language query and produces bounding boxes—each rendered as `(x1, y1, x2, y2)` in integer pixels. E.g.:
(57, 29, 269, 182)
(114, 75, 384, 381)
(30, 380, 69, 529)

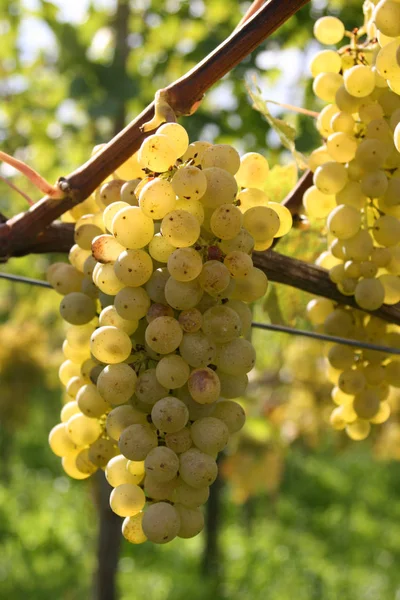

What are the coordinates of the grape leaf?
(246, 78, 308, 170)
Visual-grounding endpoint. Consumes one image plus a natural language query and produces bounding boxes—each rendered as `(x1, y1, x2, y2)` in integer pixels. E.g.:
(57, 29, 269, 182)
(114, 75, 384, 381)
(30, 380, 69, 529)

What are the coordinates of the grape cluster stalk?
(304, 0, 400, 440)
(47, 123, 293, 544)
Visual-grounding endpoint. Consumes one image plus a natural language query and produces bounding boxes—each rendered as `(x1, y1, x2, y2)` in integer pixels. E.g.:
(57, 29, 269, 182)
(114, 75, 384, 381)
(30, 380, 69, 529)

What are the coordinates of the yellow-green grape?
(373, 215, 400, 246)
(74, 224, 103, 251)
(344, 261, 361, 279)
(172, 478, 210, 507)
(161, 209, 200, 247)
(374, 1, 400, 38)
(331, 239, 346, 260)
(219, 228, 254, 255)
(69, 245, 91, 272)
(342, 230, 374, 262)
(177, 386, 215, 421)
(310, 49, 341, 77)
(190, 416, 229, 455)
(145, 316, 183, 354)
(210, 204, 243, 240)
(171, 166, 207, 202)
(155, 355, 190, 389)
(174, 504, 204, 539)
(75, 447, 98, 475)
(143, 474, 177, 501)
(331, 111, 355, 134)
(243, 206, 280, 241)
(48, 423, 78, 457)
(327, 344, 355, 370)
(197, 261, 230, 297)
(379, 274, 400, 304)
(385, 361, 400, 387)
(111, 206, 154, 249)
(60, 292, 97, 326)
(231, 267, 268, 303)
(327, 204, 361, 240)
(331, 386, 353, 406)
(90, 326, 132, 364)
(356, 138, 389, 171)
(120, 180, 140, 207)
(394, 122, 400, 152)
(383, 178, 400, 207)
(218, 370, 248, 398)
(338, 369, 366, 395)
(308, 146, 332, 172)
(338, 277, 357, 296)
(119, 423, 158, 461)
(138, 133, 177, 172)
(144, 446, 180, 482)
(361, 170, 388, 197)
(63, 340, 90, 364)
(59, 360, 81, 386)
(365, 118, 391, 142)
(110, 483, 146, 517)
(344, 65, 376, 97)
(202, 305, 241, 344)
(212, 400, 246, 433)
(336, 181, 367, 210)
(371, 247, 391, 268)
(235, 152, 269, 189)
(330, 407, 346, 430)
(346, 419, 371, 441)
(127, 459, 146, 477)
(158, 122, 189, 157)
(335, 85, 361, 114)
(179, 448, 218, 488)
(224, 300, 252, 337)
(98, 180, 124, 208)
(179, 331, 216, 367)
(224, 251, 253, 279)
(388, 247, 400, 274)
(317, 104, 338, 137)
(165, 428, 193, 454)
(267, 202, 292, 237)
(326, 132, 357, 163)
(314, 16, 345, 44)
(353, 389, 381, 420)
(47, 263, 84, 295)
(379, 89, 400, 117)
(97, 364, 138, 406)
(113, 249, 153, 288)
(324, 308, 355, 338)
(181, 140, 212, 165)
(313, 72, 343, 103)
(363, 364, 385, 386)
(216, 338, 256, 375)
(167, 248, 203, 282)
(138, 178, 176, 219)
(369, 401, 390, 425)
(200, 167, 238, 208)
(61, 400, 80, 423)
(91, 234, 125, 263)
(346, 160, 365, 183)
(200, 144, 240, 175)
(142, 502, 181, 544)
(175, 197, 205, 225)
(151, 396, 189, 433)
(62, 453, 92, 480)
(148, 234, 176, 263)
(303, 186, 336, 219)
(315, 251, 341, 269)
(93, 263, 124, 295)
(236, 188, 269, 213)
(314, 162, 348, 195)
(66, 412, 102, 446)
(114, 287, 151, 321)
(106, 405, 148, 440)
(99, 306, 138, 336)
(178, 308, 203, 333)
(88, 437, 118, 468)
(146, 303, 174, 323)
(81, 277, 99, 299)
(136, 368, 168, 406)
(76, 383, 109, 418)
(122, 513, 147, 544)
(187, 367, 221, 405)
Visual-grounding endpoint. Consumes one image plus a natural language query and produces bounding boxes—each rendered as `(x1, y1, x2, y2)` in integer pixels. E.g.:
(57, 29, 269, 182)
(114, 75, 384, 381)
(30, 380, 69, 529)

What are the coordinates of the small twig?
(0, 151, 64, 199)
(0, 175, 34, 206)
(268, 101, 319, 118)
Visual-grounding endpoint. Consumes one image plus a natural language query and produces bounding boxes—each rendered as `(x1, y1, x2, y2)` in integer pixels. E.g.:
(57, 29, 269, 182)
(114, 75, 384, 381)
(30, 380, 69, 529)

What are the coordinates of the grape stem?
(0, 0, 310, 261)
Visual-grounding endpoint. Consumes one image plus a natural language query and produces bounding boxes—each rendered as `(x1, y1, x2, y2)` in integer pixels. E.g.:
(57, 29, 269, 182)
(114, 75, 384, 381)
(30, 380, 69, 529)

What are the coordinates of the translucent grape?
(198, 261, 231, 296)
(119, 424, 158, 461)
(200, 168, 238, 208)
(167, 248, 203, 282)
(90, 326, 132, 364)
(158, 122, 189, 156)
(310, 49, 341, 77)
(374, 1, 400, 38)
(122, 513, 147, 544)
(106, 405, 148, 440)
(165, 428, 193, 454)
(178, 308, 203, 333)
(314, 162, 348, 195)
(210, 204, 243, 240)
(144, 446, 179, 482)
(139, 178, 176, 219)
(112, 206, 154, 249)
(314, 16, 345, 44)
(313, 72, 343, 103)
(303, 186, 336, 219)
(110, 483, 146, 517)
(48, 423, 78, 457)
(66, 413, 102, 446)
(344, 65, 376, 97)
(138, 133, 177, 172)
(91, 234, 125, 263)
(145, 316, 183, 354)
(148, 233, 176, 263)
(93, 263, 124, 295)
(179, 448, 218, 488)
(175, 504, 204, 539)
(171, 166, 207, 201)
(151, 396, 189, 433)
(235, 152, 269, 189)
(216, 338, 255, 375)
(200, 144, 240, 175)
(114, 286, 151, 321)
(161, 209, 200, 247)
(212, 400, 246, 433)
(155, 355, 190, 389)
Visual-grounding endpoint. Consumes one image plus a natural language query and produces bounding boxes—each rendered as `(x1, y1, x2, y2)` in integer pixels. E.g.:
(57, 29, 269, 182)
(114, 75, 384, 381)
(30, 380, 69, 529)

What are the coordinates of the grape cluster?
(48, 123, 292, 544)
(305, 3, 400, 439)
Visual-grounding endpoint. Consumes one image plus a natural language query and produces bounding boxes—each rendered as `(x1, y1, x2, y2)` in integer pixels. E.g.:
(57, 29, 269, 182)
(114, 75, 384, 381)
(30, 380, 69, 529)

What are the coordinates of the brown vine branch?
(0, 0, 310, 261)
(253, 250, 400, 325)
(282, 168, 312, 216)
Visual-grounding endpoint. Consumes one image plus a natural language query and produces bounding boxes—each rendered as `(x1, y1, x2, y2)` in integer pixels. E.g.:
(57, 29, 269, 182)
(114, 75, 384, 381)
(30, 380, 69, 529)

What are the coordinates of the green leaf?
(246, 78, 308, 170)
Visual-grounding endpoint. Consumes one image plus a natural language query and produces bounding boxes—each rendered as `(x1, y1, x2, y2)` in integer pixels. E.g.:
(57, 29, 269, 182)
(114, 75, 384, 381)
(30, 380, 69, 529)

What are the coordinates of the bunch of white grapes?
(305, 3, 400, 439)
(307, 298, 400, 440)
(47, 122, 293, 544)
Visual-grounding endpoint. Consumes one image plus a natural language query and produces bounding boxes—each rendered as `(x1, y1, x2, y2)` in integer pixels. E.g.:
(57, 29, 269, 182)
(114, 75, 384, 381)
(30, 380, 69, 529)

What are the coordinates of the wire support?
(1, 272, 399, 355)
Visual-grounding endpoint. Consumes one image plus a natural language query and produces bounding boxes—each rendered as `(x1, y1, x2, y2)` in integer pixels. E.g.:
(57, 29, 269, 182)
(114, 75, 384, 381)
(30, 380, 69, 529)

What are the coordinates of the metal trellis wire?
(1, 271, 400, 356)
